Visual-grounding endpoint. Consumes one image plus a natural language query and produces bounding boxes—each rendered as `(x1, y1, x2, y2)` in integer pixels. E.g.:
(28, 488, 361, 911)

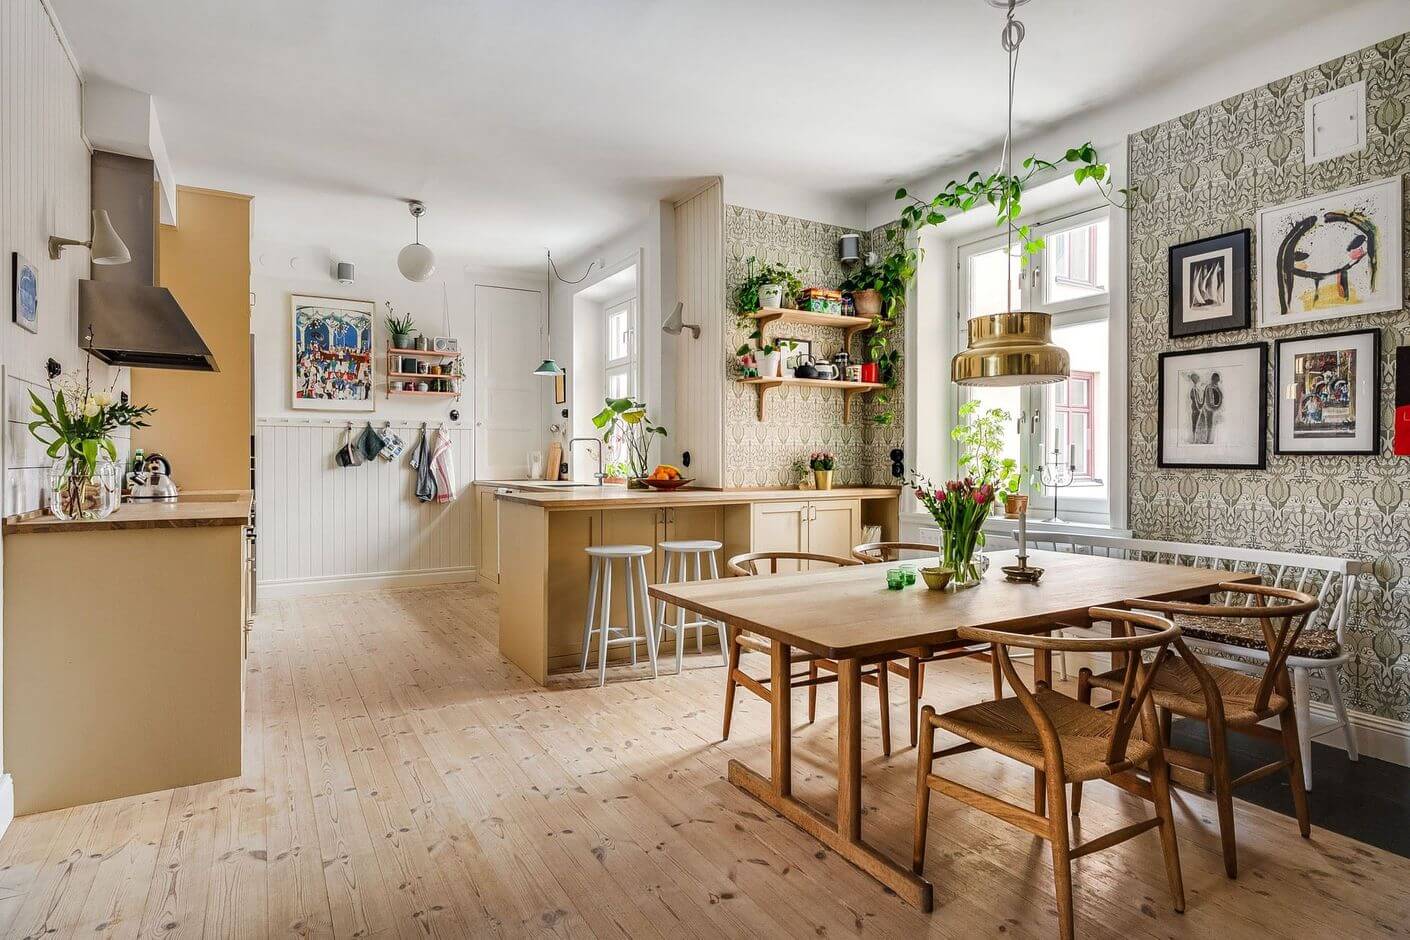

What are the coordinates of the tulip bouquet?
(28, 363, 155, 519)
(911, 474, 997, 586)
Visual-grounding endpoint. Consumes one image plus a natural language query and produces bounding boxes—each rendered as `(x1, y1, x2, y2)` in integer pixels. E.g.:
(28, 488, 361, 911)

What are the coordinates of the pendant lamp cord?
(999, 0, 1024, 315)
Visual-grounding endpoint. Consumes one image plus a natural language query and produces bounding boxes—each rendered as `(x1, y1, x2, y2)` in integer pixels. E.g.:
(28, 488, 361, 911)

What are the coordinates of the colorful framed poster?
(1274, 328, 1380, 455)
(1256, 176, 1403, 327)
(1157, 342, 1268, 469)
(1168, 230, 1249, 338)
(11, 252, 38, 334)
(291, 294, 375, 411)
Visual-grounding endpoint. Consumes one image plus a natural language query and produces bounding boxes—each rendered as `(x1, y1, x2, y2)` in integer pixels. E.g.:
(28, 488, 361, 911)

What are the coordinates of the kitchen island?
(480, 483, 899, 684)
(2, 491, 253, 814)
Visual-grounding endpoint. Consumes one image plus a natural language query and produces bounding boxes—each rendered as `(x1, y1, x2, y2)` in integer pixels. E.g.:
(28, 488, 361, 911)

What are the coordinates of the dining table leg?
(726, 642, 934, 912)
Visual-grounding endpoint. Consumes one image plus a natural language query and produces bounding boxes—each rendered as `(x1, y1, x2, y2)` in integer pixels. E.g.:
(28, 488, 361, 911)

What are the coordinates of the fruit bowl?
(641, 477, 693, 490)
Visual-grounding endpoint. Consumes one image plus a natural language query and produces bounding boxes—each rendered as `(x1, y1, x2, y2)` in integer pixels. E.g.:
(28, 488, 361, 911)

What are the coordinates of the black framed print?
(1167, 230, 1250, 338)
(1275, 329, 1380, 455)
(1158, 342, 1268, 469)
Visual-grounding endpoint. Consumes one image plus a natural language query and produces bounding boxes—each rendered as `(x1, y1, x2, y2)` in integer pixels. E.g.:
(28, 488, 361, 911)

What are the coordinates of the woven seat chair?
(852, 541, 1004, 746)
(724, 551, 893, 755)
(1076, 582, 1316, 878)
(914, 608, 1185, 940)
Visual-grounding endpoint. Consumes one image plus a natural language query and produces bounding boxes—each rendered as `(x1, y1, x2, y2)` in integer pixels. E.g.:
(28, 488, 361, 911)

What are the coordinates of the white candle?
(1069, 443, 1076, 470)
(1018, 507, 1028, 563)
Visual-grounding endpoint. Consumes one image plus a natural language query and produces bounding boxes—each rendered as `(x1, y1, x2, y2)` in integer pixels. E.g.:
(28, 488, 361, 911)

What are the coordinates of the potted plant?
(790, 456, 813, 489)
(840, 244, 917, 321)
(755, 342, 782, 378)
(735, 257, 802, 312)
(385, 303, 417, 349)
(810, 450, 835, 491)
(27, 364, 155, 521)
(952, 399, 1022, 500)
(591, 397, 667, 489)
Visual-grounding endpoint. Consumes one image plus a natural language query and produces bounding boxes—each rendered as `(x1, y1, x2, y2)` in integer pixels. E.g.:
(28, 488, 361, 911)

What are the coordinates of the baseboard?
(1308, 701, 1410, 767)
(0, 774, 13, 838)
(259, 566, 477, 599)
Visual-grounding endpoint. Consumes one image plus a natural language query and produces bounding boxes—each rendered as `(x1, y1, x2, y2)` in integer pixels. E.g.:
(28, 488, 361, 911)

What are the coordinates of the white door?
(474, 285, 544, 480)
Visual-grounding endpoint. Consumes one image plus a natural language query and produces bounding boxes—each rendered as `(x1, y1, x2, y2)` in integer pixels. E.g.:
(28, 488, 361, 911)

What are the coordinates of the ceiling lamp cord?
(1000, 0, 1024, 315)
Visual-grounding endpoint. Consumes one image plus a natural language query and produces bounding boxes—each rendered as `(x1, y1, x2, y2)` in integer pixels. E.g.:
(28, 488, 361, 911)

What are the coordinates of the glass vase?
(941, 525, 987, 589)
(47, 452, 120, 521)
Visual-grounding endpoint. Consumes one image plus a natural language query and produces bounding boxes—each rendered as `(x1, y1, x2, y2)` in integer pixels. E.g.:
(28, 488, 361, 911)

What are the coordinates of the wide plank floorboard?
(0, 583, 1406, 938)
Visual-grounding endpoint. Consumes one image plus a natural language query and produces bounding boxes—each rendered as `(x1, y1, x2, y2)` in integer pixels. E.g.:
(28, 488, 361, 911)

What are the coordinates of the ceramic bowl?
(642, 477, 693, 490)
(920, 566, 955, 591)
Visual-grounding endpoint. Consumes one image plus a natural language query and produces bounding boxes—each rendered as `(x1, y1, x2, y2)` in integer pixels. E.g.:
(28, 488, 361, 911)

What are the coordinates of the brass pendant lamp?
(951, 0, 1069, 388)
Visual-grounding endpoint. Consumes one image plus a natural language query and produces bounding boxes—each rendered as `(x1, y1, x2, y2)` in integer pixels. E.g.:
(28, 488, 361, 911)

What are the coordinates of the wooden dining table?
(648, 548, 1259, 911)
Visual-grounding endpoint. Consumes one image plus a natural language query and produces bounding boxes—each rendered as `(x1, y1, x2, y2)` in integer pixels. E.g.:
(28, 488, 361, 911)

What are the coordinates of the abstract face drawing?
(1275, 210, 1378, 316)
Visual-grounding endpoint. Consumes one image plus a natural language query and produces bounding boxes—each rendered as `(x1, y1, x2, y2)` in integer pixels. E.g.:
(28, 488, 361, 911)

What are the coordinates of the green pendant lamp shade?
(533, 358, 564, 376)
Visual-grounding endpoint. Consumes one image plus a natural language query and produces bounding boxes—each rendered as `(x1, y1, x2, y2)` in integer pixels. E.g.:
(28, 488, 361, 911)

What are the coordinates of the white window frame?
(955, 205, 1113, 525)
(603, 297, 639, 399)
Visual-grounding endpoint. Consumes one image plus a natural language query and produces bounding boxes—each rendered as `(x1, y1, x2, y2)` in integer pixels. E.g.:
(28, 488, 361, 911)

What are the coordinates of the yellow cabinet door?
(806, 498, 863, 565)
(748, 501, 808, 574)
(478, 487, 501, 584)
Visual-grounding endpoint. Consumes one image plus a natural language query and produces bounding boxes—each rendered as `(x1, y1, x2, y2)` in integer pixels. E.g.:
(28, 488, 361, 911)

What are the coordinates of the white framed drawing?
(1157, 342, 1268, 469)
(1256, 176, 1403, 328)
(291, 294, 376, 411)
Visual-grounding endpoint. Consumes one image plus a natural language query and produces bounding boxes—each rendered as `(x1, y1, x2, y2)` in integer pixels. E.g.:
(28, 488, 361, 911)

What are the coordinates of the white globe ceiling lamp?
(397, 201, 436, 282)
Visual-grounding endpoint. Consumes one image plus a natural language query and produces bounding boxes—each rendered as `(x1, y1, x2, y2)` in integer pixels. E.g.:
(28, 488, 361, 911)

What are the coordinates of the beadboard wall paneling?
(254, 422, 474, 592)
(1127, 34, 1410, 722)
(0, 0, 130, 517)
(673, 183, 725, 486)
(722, 207, 905, 487)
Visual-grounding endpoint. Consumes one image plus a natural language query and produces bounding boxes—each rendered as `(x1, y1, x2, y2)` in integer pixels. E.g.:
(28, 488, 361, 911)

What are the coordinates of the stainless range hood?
(81, 151, 218, 372)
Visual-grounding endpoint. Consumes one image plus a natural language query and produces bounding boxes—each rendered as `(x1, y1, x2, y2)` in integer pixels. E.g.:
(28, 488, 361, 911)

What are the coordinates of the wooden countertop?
(3, 490, 253, 535)
(487, 483, 900, 510)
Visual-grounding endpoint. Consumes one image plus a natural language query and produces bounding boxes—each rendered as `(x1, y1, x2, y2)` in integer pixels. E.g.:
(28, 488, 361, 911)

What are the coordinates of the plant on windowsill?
(591, 397, 667, 489)
(385, 303, 417, 349)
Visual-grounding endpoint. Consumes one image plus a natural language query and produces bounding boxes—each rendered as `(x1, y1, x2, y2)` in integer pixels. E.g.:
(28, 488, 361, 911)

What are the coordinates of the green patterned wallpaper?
(1127, 34, 1410, 720)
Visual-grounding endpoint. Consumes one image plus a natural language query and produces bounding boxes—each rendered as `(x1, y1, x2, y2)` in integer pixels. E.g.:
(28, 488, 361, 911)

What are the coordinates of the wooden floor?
(0, 583, 1407, 938)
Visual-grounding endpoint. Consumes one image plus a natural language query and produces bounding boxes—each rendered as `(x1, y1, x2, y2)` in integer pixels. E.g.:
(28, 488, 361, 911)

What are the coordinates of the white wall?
(250, 242, 541, 592)
(2, 0, 130, 521)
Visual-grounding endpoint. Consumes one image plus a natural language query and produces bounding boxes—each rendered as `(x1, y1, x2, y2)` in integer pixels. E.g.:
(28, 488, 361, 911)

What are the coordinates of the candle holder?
(1002, 503, 1044, 584)
(1040, 443, 1076, 524)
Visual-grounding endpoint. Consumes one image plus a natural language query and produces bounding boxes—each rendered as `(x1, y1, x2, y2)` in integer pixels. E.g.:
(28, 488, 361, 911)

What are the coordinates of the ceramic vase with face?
(758, 284, 784, 310)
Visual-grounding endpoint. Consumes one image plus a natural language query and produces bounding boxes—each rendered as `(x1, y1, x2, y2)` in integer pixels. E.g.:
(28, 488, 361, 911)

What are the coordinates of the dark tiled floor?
(1171, 719, 1409, 858)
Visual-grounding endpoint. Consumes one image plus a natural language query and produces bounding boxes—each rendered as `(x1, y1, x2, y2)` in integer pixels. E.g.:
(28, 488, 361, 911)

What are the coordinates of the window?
(602, 297, 639, 468)
(955, 206, 1111, 522)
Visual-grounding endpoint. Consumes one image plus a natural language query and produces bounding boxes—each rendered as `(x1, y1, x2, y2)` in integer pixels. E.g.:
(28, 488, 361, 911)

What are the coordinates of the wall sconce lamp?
(661, 302, 700, 339)
(48, 210, 131, 265)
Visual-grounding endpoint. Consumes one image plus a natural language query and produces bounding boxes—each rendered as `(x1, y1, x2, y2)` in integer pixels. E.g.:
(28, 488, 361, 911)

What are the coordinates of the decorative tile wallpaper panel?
(1127, 34, 1410, 721)
(722, 207, 905, 487)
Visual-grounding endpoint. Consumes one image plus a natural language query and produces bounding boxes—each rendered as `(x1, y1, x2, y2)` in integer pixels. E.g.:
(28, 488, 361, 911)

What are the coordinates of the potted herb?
(385, 303, 417, 349)
(735, 257, 802, 312)
(809, 450, 835, 491)
(591, 397, 667, 489)
(28, 364, 155, 520)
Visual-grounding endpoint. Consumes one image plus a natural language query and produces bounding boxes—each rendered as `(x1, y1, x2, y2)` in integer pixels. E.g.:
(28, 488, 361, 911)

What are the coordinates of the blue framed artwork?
(11, 252, 38, 334)
(290, 294, 375, 411)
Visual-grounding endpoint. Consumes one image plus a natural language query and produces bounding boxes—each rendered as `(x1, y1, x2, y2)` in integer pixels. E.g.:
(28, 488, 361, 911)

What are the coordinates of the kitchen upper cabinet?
(748, 497, 861, 570)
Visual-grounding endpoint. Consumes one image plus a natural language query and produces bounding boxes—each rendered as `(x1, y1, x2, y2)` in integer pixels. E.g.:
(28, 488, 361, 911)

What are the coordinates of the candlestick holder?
(1040, 444, 1076, 524)
(1002, 503, 1044, 584)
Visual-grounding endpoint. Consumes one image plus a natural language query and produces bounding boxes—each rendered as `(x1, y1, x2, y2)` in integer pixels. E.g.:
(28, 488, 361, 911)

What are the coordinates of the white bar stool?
(654, 539, 727, 675)
(580, 544, 657, 686)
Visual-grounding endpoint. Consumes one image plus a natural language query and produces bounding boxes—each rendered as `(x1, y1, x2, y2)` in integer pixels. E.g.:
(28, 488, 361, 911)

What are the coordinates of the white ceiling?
(51, 0, 1372, 272)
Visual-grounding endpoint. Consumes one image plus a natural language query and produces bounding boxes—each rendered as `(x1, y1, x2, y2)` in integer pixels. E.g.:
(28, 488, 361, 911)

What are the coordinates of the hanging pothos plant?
(839, 237, 916, 427)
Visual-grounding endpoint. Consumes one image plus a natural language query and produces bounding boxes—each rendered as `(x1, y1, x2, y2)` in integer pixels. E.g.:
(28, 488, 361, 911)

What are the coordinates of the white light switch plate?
(1305, 80, 1366, 164)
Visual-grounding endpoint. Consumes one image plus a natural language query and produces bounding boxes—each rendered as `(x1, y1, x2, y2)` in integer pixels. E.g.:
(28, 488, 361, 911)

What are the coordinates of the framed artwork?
(1274, 328, 1380, 455)
(554, 368, 567, 405)
(11, 252, 38, 334)
(291, 294, 375, 411)
(1158, 342, 1268, 469)
(1167, 230, 1249, 338)
(778, 337, 811, 377)
(1256, 175, 1403, 327)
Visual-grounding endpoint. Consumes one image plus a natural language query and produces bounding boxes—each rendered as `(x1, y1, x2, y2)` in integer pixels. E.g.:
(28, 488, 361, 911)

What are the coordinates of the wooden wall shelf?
(387, 371, 462, 381)
(748, 308, 876, 347)
(387, 389, 459, 399)
(388, 347, 462, 359)
(737, 377, 884, 423)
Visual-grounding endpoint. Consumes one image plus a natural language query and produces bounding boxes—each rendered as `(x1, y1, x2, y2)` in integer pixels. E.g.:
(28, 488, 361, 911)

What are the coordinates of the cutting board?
(545, 441, 563, 481)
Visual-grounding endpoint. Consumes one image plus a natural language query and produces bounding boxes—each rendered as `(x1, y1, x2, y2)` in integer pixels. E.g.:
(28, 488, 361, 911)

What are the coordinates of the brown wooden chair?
(853, 541, 1004, 747)
(723, 551, 893, 755)
(1076, 582, 1316, 878)
(914, 609, 1185, 940)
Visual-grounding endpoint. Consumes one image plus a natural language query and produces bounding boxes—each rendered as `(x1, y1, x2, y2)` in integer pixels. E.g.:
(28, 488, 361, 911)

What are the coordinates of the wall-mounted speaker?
(838, 233, 861, 264)
(1395, 346, 1409, 457)
(334, 261, 355, 285)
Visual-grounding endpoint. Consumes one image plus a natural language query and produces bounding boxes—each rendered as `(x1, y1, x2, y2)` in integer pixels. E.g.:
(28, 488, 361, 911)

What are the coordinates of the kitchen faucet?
(568, 437, 606, 485)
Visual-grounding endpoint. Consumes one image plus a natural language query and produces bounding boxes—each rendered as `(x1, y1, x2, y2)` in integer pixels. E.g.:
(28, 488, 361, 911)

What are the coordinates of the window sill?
(899, 511, 1130, 540)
